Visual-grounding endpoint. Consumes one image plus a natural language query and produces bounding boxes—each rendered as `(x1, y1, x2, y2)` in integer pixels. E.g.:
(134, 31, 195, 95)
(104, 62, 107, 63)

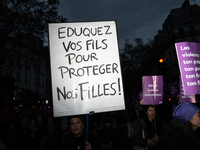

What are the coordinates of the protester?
(96, 116, 124, 150)
(60, 115, 102, 150)
(115, 110, 132, 150)
(132, 105, 167, 150)
(20, 113, 29, 135)
(40, 116, 62, 150)
(26, 118, 42, 150)
(134, 103, 142, 121)
(167, 103, 200, 150)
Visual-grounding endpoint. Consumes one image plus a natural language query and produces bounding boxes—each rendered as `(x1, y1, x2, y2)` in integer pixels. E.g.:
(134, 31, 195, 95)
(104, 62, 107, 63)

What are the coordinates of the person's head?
(145, 105, 156, 121)
(46, 116, 58, 128)
(173, 103, 200, 131)
(9, 122, 16, 131)
(103, 117, 112, 127)
(29, 118, 39, 129)
(8, 118, 18, 131)
(135, 103, 139, 110)
(69, 115, 85, 137)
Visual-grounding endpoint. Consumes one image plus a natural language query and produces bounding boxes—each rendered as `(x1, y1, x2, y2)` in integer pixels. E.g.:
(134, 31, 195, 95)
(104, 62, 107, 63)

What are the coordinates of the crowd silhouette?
(0, 101, 200, 150)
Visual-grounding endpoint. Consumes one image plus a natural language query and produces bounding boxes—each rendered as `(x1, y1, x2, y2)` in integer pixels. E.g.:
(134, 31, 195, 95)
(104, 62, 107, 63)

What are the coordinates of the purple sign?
(142, 76, 163, 105)
(169, 82, 178, 98)
(179, 76, 196, 103)
(175, 42, 200, 95)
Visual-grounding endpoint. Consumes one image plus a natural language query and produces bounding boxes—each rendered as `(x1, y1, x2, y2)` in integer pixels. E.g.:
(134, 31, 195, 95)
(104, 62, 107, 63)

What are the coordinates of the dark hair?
(68, 115, 86, 127)
(103, 117, 113, 124)
(30, 118, 40, 127)
(44, 115, 59, 128)
(144, 105, 156, 112)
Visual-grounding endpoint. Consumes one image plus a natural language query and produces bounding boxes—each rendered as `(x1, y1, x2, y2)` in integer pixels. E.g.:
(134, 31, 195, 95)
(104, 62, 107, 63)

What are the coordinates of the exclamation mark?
(118, 78, 121, 95)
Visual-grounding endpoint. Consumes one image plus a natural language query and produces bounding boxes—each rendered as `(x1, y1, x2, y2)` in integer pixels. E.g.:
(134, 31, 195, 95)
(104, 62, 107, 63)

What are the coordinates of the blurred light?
(46, 100, 48, 104)
(159, 58, 164, 63)
(159, 57, 166, 63)
(48, 106, 50, 109)
(13, 97, 15, 100)
(169, 98, 171, 101)
(19, 103, 23, 107)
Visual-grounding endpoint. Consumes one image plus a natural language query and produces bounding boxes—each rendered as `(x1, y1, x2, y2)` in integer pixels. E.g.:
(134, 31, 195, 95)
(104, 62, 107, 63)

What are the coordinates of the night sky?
(58, 0, 200, 49)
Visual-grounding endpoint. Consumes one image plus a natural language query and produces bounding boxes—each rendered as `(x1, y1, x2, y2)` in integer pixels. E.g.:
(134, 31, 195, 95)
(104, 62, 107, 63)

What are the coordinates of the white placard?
(48, 21, 125, 117)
